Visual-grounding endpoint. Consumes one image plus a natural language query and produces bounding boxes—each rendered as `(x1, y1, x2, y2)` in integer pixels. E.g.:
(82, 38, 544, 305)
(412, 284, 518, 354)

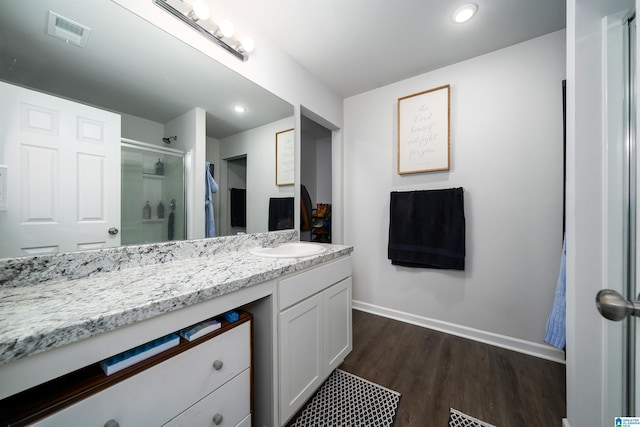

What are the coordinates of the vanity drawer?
(163, 368, 250, 426)
(32, 321, 251, 426)
(279, 256, 351, 310)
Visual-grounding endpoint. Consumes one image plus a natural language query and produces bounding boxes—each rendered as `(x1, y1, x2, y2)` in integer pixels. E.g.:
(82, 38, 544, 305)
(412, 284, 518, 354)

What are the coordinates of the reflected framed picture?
(276, 128, 294, 186)
(397, 84, 450, 174)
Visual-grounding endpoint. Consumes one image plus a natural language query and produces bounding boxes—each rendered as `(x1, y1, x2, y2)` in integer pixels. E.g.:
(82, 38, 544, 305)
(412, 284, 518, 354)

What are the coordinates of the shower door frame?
(121, 138, 187, 244)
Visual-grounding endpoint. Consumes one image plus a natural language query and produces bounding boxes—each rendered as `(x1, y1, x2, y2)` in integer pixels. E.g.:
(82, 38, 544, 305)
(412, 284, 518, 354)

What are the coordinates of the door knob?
(596, 289, 640, 321)
(108, 227, 119, 235)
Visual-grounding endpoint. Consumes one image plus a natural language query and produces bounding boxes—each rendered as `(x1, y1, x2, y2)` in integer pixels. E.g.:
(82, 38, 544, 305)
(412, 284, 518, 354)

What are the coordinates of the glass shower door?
(121, 142, 185, 246)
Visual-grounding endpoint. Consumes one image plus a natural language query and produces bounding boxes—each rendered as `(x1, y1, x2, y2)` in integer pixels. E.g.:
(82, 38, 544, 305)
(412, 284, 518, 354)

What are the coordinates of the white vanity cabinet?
(27, 316, 252, 427)
(278, 256, 352, 425)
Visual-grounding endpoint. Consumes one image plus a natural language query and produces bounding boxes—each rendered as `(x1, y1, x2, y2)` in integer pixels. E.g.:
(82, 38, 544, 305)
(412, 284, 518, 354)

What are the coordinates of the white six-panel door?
(0, 81, 120, 257)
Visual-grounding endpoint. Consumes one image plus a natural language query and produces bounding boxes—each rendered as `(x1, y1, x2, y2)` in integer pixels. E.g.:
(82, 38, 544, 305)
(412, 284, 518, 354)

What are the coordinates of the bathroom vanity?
(278, 256, 352, 424)
(0, 231, 353, 426)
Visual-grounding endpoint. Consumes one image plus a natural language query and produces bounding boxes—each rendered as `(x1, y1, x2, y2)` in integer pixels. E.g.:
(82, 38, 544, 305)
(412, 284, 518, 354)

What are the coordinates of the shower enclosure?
(121, 139, 186, 246)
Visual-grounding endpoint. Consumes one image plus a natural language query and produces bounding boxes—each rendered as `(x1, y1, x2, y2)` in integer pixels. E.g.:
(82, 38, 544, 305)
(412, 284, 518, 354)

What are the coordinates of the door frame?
(566, 0, 636, 425)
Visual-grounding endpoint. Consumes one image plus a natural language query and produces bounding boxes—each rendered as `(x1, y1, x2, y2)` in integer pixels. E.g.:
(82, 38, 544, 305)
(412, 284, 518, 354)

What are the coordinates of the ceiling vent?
(46, 11, 91, 48)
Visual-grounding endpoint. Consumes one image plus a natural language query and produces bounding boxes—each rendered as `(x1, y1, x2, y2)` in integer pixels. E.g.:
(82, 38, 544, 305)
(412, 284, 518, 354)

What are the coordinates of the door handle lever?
(596, 289, 640, 321)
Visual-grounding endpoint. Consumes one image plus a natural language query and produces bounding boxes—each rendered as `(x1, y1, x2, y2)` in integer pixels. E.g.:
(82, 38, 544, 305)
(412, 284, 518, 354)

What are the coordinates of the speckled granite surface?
(0, 230, 297, 288)
(0, 232, 352, 366)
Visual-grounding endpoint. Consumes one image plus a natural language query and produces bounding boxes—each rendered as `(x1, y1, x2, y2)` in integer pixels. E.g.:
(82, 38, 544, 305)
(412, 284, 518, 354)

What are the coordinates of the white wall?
(301, 133, 332, 207)
(219, 116, 295, 233)
(121, 113, 164, 143)
(343, 30, 566, 361)
(165, 108, 207, 239)
(315, 137, 332, 204)
(206, 137, 221, 237)
(301, 137, 318, 204)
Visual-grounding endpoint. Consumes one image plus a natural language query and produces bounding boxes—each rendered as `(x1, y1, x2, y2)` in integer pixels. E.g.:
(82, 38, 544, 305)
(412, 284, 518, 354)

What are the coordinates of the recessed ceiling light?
(451, 3, 478, 24)
(234, 105, 247, 113)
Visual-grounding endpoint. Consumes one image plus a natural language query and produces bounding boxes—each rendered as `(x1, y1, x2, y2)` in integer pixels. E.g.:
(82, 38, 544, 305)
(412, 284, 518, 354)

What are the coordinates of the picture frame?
(276, 128, 294, 186)
(397, 84, 450, 174)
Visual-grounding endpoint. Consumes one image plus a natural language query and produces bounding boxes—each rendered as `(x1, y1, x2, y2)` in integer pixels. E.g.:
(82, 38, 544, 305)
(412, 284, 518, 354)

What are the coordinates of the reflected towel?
(269, 197, 294, 231)
(168, 211, 175, 241)
(544, 237, 566, 350)
(388, 188, 465, 270)
(205, 162, 218, 238)
(230, 188, 246, 227)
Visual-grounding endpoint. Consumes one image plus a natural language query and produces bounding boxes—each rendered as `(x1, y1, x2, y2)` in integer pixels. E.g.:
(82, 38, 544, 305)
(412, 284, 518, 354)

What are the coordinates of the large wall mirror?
(0, 0, 295, 259)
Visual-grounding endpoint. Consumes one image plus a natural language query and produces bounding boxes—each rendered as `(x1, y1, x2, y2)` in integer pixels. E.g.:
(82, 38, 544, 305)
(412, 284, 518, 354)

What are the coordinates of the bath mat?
(448, 408, 497, 427)
(290, 369, 401, 427)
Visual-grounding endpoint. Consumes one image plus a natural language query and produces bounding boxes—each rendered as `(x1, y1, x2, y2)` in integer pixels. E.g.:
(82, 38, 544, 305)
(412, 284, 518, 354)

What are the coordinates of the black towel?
(230, 188, 246, 227)
(388, 188, 465, 270)
(268, 197, 294, 231)
(168, 211, 175, 241)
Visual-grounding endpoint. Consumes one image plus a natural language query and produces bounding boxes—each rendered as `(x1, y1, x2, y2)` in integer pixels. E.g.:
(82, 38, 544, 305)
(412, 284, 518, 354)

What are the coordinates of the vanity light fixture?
(154, 0, 254, 62)
(216, 20, 235, 38)
(451, 3, 478, 24)
(190, 0, 210, 21)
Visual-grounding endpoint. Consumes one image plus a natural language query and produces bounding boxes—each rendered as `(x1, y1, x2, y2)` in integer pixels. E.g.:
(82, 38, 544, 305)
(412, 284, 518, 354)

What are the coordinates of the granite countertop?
(0, 241, 352, 366)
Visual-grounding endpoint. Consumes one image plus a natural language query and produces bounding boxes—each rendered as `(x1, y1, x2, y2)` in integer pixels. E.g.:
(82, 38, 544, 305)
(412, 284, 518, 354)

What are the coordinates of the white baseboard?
(562, 418, 570, 427)
(352, 300, 566, 364)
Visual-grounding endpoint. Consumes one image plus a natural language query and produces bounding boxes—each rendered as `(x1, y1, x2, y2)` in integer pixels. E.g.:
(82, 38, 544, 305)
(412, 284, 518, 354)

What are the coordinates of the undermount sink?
(250, 242, 326, 258)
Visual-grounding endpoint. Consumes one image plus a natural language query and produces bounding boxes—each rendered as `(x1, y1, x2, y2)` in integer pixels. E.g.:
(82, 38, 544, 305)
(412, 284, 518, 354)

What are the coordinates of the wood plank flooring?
(338, 310, 566, 427)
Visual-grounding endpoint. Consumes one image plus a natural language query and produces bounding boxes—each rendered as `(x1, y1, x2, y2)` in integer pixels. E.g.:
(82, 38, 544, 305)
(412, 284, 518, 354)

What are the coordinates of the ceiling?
(228, 0, 567, 98)
(0, 1, 566, 139)
(0, 0, 293, 139)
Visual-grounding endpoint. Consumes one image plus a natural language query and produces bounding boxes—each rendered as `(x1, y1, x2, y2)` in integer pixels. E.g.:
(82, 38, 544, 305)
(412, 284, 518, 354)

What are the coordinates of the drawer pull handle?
(213, 413, 224, 425)
(104, 420, 119, 427)
(212, 359, 223, 370)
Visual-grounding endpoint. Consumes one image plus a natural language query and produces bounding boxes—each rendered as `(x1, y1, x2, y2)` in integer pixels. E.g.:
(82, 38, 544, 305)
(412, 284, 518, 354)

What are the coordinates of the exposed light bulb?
(218, 20, 235, 38)
(240, 36, 255, 53)
(451, 3, 478, 24)
(192, 0, 210, 20)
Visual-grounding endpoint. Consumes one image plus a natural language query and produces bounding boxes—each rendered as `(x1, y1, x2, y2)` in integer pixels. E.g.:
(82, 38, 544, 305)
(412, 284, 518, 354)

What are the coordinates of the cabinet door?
(279, 293, 323, 425)
(324, 278, 352, 372)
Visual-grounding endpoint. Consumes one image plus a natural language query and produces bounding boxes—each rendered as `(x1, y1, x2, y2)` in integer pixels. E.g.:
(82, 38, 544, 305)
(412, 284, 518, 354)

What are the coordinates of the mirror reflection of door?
(226, 156, 247, 236)
(300, 115, 332, 243)
(0, 81, 121, 258)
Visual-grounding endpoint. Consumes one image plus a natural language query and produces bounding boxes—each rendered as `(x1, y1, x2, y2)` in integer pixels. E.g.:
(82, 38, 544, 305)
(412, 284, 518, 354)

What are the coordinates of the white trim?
(562, 418, 570, 427)
(352, 300, 566, 364)
(601, 10, 629, 423)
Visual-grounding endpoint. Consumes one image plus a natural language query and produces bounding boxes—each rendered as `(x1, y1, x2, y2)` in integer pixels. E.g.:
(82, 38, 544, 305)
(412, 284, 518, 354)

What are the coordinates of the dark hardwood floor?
(338, 310, 566, 427)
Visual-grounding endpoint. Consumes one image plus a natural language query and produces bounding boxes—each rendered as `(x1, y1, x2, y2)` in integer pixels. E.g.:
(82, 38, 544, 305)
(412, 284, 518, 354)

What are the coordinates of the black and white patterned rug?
(291, 369, 401, 427)
(448, 408, 497, 427)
